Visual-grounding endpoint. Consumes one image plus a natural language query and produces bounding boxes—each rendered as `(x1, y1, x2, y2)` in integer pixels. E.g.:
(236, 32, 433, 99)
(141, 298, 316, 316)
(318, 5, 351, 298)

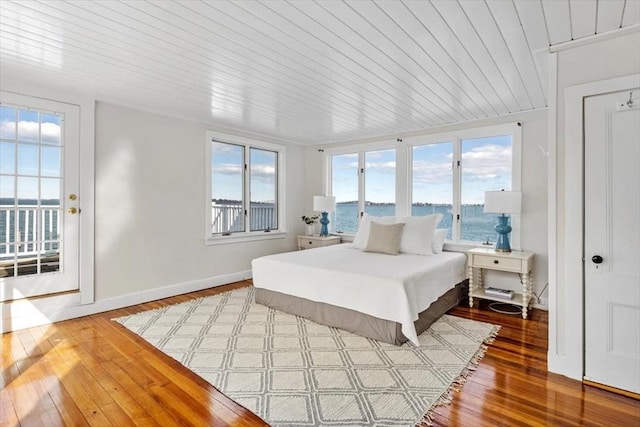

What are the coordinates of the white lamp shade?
(313, 195, 336, 212)
(484, 191, 522, 214)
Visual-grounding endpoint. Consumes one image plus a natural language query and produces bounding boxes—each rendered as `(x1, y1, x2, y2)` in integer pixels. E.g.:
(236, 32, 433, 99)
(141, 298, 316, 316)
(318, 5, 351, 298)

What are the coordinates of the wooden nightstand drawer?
(299, 239, 319, 249)
(297, 235, 341, 250)
(473, 254, 523, 272)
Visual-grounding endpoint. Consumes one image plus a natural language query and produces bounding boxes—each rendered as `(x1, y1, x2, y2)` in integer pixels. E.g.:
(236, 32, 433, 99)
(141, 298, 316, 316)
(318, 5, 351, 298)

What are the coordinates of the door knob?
(591, 255, 604, 264)
(68, 207, 78, 214)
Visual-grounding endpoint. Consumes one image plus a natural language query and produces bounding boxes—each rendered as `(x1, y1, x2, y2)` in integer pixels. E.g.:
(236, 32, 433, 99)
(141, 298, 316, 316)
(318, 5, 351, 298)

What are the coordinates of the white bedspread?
(251, 244, 467, 345)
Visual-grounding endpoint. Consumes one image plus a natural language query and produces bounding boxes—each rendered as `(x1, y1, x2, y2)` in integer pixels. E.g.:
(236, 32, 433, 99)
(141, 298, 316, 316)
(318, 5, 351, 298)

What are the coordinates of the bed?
(251, 242, 468, 346)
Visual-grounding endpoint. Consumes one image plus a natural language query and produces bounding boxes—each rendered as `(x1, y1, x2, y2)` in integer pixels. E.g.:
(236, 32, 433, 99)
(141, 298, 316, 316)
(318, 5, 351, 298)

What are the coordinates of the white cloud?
(214, 163, 242, 175)
(334, 160, 359, 170)
(365, 161, 395, 173)
(212, 142, 242, 157)
(0, 120, 16, 139)
(412, 160, 452, 185)
(461, 144, 512, 180)
(413, 143, 511, 187)
(250, 164, 275, 183)
(1, 120, 61, 144)
(41, 122, 60, 144)
(17, 120, 38, 141)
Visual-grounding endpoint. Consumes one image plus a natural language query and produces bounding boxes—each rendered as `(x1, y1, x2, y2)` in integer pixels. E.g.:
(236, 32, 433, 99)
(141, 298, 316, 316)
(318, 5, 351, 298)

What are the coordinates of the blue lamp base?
(494, 214, 512, 252)
(319, 212, 330, 237)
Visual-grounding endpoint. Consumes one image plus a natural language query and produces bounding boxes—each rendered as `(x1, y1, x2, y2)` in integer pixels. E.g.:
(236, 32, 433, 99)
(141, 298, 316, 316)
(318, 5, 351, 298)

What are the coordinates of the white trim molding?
(205, 131, 288, 243)
(1, 270, 252, 333)
(549, 73, 640, 380)
(547, 51, 560, 372)
(549, 24, 640, 53)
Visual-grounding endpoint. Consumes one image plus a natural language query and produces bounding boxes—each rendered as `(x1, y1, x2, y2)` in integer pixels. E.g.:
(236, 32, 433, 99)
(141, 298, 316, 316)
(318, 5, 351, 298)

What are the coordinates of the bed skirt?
(254, 280, 468, 346)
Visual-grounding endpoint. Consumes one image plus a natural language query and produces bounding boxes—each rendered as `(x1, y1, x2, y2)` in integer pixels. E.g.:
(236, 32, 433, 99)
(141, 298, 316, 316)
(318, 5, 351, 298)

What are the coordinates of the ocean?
(332, 203, 497, 243)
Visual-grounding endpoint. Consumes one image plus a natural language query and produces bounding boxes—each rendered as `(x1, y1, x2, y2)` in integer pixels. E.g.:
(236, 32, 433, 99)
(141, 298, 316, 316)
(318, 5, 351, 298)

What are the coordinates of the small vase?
(306, 224, 315, 236)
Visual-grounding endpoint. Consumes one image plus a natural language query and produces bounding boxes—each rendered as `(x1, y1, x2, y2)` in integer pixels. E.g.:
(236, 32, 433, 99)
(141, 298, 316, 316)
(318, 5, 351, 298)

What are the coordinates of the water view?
(332, 202, 497, 243)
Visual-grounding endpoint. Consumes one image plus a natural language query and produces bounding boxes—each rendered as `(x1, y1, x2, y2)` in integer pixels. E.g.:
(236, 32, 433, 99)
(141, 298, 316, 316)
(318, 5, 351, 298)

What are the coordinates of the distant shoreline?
(210, 199, 482, 207)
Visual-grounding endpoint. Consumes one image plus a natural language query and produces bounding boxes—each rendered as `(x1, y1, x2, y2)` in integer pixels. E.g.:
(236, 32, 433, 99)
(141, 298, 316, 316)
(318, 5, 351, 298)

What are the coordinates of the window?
(330, 148, 396, 233)
(412, 141, 454, 239)
(364, 149, 396, 217)
(330, 153, 359, 233)
(325, 123, 521, 246)
(410, 124, 520, 244)
(459, 135, 512, 242)
(1, 105, 63, 276)
(207, 132, 284, 242)
(249, 147, 278, 231)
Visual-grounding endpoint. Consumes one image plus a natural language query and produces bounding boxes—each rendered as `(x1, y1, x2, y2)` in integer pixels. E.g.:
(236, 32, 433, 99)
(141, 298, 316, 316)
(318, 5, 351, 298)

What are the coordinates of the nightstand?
(297, 235, 341, 250)
(467, 247, 535, 319)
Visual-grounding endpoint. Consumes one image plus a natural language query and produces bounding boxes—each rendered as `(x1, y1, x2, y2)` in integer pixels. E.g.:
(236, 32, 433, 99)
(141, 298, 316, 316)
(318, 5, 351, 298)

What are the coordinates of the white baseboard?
(1, 270, 252, 333)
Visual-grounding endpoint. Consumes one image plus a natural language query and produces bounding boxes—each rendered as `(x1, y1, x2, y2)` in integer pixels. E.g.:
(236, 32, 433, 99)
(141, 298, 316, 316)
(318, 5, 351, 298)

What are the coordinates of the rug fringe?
(415, 325, 501, 426)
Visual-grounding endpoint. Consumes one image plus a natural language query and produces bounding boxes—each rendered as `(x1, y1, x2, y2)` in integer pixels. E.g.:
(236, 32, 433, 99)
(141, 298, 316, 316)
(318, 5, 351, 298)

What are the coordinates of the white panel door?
(584, 88, 640, 393)
(0, 92, 80, 301)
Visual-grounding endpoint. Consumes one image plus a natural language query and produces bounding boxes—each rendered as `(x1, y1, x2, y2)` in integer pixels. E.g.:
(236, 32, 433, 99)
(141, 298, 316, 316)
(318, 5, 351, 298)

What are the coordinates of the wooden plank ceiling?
(1, 0, 638, 145)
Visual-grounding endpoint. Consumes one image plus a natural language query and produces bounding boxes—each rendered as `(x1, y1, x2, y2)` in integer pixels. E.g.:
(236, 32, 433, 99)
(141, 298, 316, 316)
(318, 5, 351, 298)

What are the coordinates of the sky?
(0, 106, 62, 203)
(332, 135, 512, 205)
(1, 103, 510, 208)
(211, 141, 277, 203)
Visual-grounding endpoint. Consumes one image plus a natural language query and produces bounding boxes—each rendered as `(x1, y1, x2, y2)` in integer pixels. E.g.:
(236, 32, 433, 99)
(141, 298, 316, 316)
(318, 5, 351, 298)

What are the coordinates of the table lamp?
(313, 195, 336, 237)
(484, 190, 521, 252)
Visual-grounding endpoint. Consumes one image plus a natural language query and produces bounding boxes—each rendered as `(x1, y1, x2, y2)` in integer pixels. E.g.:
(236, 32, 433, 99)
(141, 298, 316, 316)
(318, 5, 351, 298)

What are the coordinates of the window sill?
(332, 235, 497, 252)
(206, 231, 287, 246)
(331, 232, 355, 242)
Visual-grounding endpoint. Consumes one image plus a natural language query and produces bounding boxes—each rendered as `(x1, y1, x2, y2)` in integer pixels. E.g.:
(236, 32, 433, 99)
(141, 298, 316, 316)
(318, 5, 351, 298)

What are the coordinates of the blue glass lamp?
(313, 195, 336, 237)
(484, 190, 522, 252)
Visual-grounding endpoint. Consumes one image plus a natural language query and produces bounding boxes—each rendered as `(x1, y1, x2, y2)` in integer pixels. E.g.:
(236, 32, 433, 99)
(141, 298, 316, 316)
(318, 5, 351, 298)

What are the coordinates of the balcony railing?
(1, 205, 60, 258)
(0, 205, 61, 277)
(211, 202, 276, 234)
(3, 203, 277, 256)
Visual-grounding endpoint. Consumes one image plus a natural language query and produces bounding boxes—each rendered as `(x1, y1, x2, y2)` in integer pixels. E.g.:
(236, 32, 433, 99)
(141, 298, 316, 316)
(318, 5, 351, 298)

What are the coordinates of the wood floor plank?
(25, 325, 91, 427)
(0, 390, 20, 427)
(3, 280, 639, 426)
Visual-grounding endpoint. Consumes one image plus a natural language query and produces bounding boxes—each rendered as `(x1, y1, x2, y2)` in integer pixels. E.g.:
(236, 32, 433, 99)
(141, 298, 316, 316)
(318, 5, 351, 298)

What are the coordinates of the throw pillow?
(363, 221, 405, 255)
(351, 213, 395, 249)
(432, 228, 448, 254)
(397, 213, 442, 255)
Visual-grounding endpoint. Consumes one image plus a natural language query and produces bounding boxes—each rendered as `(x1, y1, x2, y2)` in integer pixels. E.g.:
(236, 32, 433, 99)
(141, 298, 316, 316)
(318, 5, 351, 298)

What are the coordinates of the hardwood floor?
(2, 280, 638, 426)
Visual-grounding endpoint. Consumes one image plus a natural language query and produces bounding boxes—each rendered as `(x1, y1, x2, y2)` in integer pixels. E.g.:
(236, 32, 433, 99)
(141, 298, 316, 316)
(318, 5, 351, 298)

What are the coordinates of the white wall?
(306, 109, 549, 307)
(94, 102, 305, 300)
(0, 83, 306, 331)
(549, 31, 640, 378)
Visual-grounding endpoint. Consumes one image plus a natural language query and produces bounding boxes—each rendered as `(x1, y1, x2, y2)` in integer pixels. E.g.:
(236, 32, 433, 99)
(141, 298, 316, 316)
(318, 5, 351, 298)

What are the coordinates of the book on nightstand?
(484, 287, 514, 300)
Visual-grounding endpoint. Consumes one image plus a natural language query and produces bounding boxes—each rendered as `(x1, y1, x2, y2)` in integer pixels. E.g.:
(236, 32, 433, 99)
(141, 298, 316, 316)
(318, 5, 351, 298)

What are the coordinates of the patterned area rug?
(114, 287, 499, 426)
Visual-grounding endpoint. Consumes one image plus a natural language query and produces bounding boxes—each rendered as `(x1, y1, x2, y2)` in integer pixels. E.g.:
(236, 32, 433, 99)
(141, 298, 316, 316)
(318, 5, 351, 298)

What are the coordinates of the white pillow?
(397, 213, 442, 255)
(351, 213, 395, 249)
(432, 228, 447, 254)
(363, 222, 405, 255)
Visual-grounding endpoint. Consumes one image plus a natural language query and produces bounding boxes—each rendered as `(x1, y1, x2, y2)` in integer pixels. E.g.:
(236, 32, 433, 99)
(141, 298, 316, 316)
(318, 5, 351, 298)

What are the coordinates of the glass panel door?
(0, 94, 79, 302)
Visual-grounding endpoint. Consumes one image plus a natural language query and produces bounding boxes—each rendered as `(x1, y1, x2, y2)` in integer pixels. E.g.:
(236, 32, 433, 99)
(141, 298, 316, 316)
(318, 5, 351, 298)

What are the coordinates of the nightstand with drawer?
(297, 235, 341, 250)
(467, 247, 535, 319)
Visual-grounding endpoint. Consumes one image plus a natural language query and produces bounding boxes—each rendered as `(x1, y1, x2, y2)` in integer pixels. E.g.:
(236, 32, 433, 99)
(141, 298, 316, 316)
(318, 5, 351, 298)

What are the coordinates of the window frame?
(325, 139, 397, 234)
(323, 123, 522, 249)
(205, 131, 286, 245)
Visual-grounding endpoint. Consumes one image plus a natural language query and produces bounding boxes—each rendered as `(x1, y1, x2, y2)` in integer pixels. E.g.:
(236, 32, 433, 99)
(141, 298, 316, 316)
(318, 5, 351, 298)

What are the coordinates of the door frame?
(0, 80, 95, 332)
(553, 73, 640, 380)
